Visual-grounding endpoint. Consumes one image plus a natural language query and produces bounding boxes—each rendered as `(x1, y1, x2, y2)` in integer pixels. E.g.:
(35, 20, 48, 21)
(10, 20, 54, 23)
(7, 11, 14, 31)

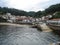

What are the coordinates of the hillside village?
(0, 13, 53, 24)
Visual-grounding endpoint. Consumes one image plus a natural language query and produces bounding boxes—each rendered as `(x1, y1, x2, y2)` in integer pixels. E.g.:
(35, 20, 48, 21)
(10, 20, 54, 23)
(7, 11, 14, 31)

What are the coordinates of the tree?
(27, 11, 36, 17)
(44, 4, 60, 15)
(34, 11, 42, 18)
(52, 12, 60, 18)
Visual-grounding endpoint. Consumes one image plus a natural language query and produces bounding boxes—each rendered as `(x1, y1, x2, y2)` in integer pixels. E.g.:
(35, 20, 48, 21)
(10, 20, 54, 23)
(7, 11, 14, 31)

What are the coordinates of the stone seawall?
(32, 23, 52, 32)
(0, 23, 32, 27)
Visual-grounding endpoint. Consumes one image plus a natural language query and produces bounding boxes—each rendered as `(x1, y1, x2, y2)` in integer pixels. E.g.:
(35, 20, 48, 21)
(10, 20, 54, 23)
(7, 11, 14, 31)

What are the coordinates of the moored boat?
(46, 20, 60, 34)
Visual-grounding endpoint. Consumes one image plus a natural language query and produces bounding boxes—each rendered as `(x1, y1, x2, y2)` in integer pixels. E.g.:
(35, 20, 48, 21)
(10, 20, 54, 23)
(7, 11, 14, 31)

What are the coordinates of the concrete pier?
(37, 23, 52, 32)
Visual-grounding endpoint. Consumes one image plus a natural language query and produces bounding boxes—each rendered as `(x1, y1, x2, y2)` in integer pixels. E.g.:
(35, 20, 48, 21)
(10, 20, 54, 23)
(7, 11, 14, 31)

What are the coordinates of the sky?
(0, 0, 60, 11)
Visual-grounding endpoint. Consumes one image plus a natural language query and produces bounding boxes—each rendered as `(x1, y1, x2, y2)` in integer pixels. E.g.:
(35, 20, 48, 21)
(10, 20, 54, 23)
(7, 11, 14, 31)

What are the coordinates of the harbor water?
(0, 25, 60, 45)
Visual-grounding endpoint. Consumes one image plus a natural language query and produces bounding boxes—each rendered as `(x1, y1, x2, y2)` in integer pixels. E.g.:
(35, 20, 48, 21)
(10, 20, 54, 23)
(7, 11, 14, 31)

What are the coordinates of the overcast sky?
(0, 0, 60, 11)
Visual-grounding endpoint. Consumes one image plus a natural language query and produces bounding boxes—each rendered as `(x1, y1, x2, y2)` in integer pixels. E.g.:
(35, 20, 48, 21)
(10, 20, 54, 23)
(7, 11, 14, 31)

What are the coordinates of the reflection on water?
(0, 25, 60, 45)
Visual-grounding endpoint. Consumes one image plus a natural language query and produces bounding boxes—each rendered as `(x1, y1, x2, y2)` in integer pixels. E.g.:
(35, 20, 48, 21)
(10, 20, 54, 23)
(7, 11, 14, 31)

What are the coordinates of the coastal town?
(0, 11, 60, 32)
(0, 12, 60, 45)
(0, 1, 60, 45)
(0, 12, 60, 33)
(0, 13, 52, 23)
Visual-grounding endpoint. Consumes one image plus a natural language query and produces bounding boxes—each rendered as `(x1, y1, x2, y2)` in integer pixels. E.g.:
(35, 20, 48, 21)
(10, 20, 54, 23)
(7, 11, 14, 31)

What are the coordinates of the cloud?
(0, 0, 8, 7)
(1, 0, 60, 11)
(0, 0, 49, 11)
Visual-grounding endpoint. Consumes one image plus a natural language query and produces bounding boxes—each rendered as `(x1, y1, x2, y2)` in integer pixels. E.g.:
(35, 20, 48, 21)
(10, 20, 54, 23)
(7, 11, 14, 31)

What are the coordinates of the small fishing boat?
(46, 19, 60, 30)
(46, 20, 60, 34)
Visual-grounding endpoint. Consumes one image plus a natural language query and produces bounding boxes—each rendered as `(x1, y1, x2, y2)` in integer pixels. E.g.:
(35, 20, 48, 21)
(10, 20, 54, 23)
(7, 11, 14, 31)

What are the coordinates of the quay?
(35, 22, 52, 32)
(0, 23, 32, 27)
(0, 22, 53, 32)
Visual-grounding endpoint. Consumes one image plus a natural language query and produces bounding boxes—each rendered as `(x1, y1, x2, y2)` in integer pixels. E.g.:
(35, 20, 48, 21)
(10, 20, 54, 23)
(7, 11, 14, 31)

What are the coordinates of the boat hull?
(47, 24, 60, 35)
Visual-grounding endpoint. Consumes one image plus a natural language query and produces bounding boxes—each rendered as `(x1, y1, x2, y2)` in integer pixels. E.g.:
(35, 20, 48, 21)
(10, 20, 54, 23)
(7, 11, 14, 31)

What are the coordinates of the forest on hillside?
(0, 3, 60, 18)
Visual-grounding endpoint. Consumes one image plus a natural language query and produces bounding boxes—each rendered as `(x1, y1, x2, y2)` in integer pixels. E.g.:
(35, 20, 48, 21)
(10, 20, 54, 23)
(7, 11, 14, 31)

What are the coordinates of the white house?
(6, 13, 16, 23)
